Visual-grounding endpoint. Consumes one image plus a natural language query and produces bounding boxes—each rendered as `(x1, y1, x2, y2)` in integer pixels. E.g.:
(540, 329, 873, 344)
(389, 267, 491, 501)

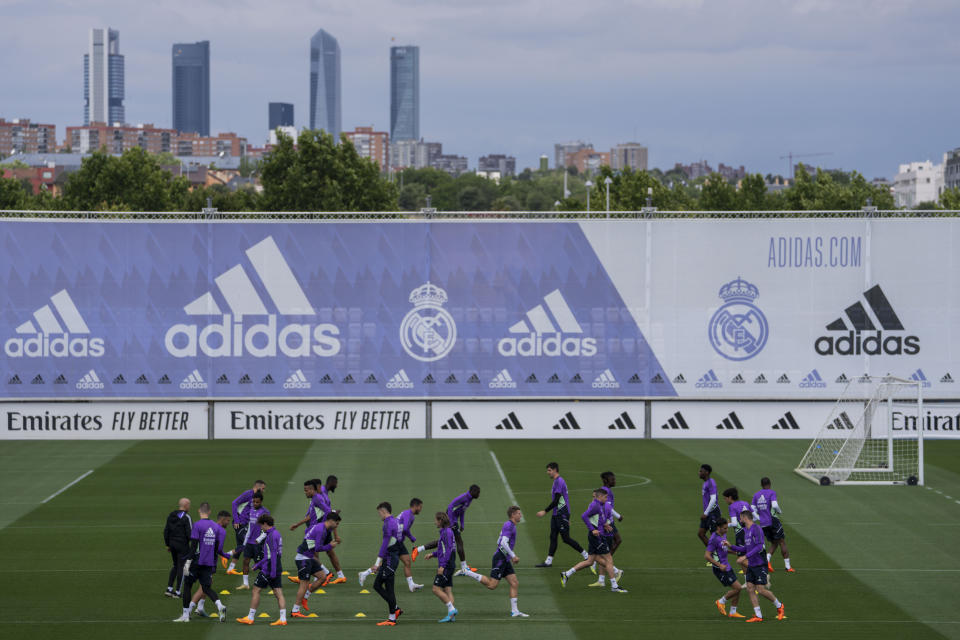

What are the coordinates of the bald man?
(164, 498, 193, 597)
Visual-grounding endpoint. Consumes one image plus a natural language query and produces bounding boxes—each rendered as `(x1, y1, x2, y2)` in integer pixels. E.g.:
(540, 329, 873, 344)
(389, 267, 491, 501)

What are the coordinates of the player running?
(367, 502, 404, 626)
(535, 463, 588, 568)
(727, 509, 785, 622)
(721, 487, 754, 568)
(590, 471, 623, 587)
(704, 517, 744, 619)
(173, 504, 229, 622)
(290, 513, 340, 618)
(752, 477, 793, 572)
(559, 488, 626, 592)
(397, 498, 425, 591)
(426, 511, 459, 623)
(413, 485, 481, 576)
(225, 480, 265, 574)
(461, 506, 529, 618)
(236, 514, 287, 626)
(235, 492, 268, 589)
(697, 464, 721, 546)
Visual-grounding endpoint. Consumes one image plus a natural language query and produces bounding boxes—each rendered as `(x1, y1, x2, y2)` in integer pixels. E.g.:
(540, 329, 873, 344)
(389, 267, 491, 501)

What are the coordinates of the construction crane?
(779, 151, 833, 180)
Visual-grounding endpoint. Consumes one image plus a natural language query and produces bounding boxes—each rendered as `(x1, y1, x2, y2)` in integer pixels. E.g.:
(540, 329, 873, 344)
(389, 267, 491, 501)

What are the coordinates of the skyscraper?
(309, 30, 341, 139)
(172, 41, 210, 136)
(83, 28, 124, 125)
(268, 102, 294, 130)
(390, 45, 419, 141)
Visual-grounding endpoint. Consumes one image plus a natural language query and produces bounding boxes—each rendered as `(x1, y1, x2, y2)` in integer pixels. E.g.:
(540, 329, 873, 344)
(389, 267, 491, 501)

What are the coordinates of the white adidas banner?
(652, 402, 837, 439)
(0, 402, 208, 440)
(214, 402, 426, 439)
(432, 401, 643, 439)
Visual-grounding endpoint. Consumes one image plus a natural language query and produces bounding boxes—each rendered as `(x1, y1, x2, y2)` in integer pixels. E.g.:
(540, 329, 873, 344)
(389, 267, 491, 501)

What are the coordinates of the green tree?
(62, 148, 185, 211)
(259, 129, 397, 211)
(0, 175, 31, 209)
(941, 187, 960, 210)
(737, 173, 767, 210)
(699, 173, 738, 211)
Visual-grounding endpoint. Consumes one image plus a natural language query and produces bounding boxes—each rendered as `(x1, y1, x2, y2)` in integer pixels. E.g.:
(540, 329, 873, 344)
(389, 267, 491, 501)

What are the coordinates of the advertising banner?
(0, 402, 208, 439)
(213, 402, 426, 439)
(431, 401, 643, 439)
(651, 401, 835, 439)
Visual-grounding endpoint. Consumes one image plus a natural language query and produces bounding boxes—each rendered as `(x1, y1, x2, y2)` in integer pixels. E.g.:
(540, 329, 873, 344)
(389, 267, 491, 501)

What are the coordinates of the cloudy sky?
(2, 0, 957, 177)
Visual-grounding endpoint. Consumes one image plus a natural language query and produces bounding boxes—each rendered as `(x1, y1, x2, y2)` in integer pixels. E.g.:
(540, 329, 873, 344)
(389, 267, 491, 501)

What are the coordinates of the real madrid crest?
(708, 277, 768, 361)
(400, 282, 457, 362)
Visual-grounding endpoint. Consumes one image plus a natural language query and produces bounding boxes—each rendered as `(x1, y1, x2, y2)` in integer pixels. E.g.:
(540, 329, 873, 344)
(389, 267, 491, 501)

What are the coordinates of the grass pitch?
(1, 438, 958, 640)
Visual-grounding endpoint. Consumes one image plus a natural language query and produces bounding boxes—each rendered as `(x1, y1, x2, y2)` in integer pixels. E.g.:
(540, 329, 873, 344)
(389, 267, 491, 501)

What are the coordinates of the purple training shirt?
(752, 489, 778, 527)
(190, 518, 228, 568)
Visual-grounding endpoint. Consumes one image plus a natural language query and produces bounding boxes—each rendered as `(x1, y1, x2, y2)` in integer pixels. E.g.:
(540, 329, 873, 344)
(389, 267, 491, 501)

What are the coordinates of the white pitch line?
(41, 470, 93, 504)
(489, 451, 523, 522)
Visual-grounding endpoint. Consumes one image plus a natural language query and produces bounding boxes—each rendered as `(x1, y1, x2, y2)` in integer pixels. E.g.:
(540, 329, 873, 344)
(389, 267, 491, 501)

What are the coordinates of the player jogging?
(173, 504, 229, 623)
(365, 498, 424, 592)
(461, 506, 529, 617)
(727, 509, 785, 622)
(704, 517, 744, 619)
(236, 514, 287, 626)
(698, 464, 721, 546)
(413, 485, 481, 576)
(590, 471, 623, 587)
(721, 487, 754, 566)
(317, 476, 346, 584)
(367, 502, 404, 626)
(535, 463, 588, 568)
(225, 480, 265, 573)
(427, 511, 459, 623)
(290, 513, 340, 618)
(752, 477, 793, 572)
(235, 492, 268, 589)
(559, 488, 626, 592)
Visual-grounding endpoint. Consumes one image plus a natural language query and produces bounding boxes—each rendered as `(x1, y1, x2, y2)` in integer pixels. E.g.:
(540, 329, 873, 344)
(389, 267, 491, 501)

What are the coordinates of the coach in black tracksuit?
(163, 498, 193, 596)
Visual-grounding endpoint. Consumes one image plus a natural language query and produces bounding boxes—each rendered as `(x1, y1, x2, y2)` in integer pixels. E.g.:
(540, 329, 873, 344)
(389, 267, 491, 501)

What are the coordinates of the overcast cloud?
(2, 0, 957, 177)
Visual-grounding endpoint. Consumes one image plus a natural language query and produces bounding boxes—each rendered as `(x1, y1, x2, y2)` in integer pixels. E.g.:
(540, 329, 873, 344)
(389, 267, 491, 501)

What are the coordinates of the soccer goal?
(795, 376, 923, 486)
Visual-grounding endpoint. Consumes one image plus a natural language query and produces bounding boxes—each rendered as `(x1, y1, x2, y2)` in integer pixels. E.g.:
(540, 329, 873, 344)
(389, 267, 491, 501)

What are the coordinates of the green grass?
(1, 439, 959, 640)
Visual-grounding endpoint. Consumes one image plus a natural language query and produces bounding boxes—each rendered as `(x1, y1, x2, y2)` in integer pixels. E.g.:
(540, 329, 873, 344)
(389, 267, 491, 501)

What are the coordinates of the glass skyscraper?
(268, 102, 294, 130)
(309, 29, 341, 139)
(390, 46, 419, 141)
(83, 28, 124, 125)
(172, 41, 210, 136)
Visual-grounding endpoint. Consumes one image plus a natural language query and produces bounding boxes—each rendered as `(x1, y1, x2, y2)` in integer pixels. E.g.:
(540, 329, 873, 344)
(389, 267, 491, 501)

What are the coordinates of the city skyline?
(3, 1, 958, 177)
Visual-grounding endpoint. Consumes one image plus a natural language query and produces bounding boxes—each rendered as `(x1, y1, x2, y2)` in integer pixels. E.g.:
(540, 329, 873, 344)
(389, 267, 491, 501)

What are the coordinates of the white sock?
(784, 558, 791, 569)
(320, 564, 329, 574)
(510, 597, 518, 614)
(292, 603, 300, 613)
(242, 574, 249, 586)
(337, 570, 345, 579)
(248, 608, 256, 619)
(544, 555, 553, 565)
(407, 576, 415, 588)
(591, 561, 597, 570)
(461, 560, 469, 571)
(598, 575, 606, 585)
(416, 545, 425, 553)
(227, 561, 236, 572)
(718, 596, 727, 604)
(730, 606, 737, 615)
(466, 570, 483, 582)
(446, 602, 455, 613)
(279, 609, 286, 622)
(613, 565, 620, 573)
(389, 612, 397, 621)
(581, 550, 589, 559)
(774, 599, 782, 608)
(304, 589, 312, 600)
(167, 586, 174, 592)
(216, 600, 225, 612)
(183, 606, 191, 617)
(766, 553, 772, 562)
(754, 607, 762, 618)
(611, 578, 619, 589)
(564, 568, 575, 577)
(196, 600, 205, 612)
(360, 569, 370, 582)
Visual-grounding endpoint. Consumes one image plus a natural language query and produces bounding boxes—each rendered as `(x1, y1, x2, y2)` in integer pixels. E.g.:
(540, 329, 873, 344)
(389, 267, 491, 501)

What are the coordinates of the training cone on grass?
(267, 590, 274, 595)
(257, 613, 271, 618)
(282, 571, 289, 576)
(359, 589, 370, 594)
(314, 589, 326, 594)
(219, 589, 230, 595)
(306, 613, 318, 618)
(355, 613, 366, 618)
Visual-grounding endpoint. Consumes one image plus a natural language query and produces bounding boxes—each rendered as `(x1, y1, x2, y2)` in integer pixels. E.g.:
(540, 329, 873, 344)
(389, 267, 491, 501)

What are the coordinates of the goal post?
(795, 376, 923, 486)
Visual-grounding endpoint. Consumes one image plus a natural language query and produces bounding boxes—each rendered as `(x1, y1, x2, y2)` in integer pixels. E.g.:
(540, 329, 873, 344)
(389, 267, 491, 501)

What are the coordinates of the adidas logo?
(112, 374, 126, 384)
(547, 373, 561, 383)
(31, 374, 44, 385)
(489, 369, 517, 389)
(342, 374, 355, 384)
(827, 411, 855, 430)
(180, 369, 208, 390)
(261, 374, 275, 384)
(8, 374, 21, 384)
(816, 284, 919, 356)
(365, 374, 378, 384)
(731, 373, 745, 384)
(835, 373, 849, 384)
(165, 236, 341, 358)
(754, 374, 767, 384)
(319, 374, 333, 384)
(696, 369, 721, 389)
(941, 373, 954, 383)
(443, 374, 457, 384)
(651, 373, 665, 384)
(496, 412, 524, 430)
(239, 374, 252, 384)
(284, 369, 311, 389)
(857, 374, 872, 383)
(5, 289, 104, 358)
(910, 369, 932, 388)
(552, 412, 581, 430)
(771, 411, 800, 431)
(135, 374, 149, 384)
(777, 374, 790, 384)
(76, 369, 104, 390)
(592, 369, 620, 389)
(628, 373, 641, 384)
(569, 373, 583, 383)
(498, 289, 597, 357)
(54, 374, 67, 384)
(607, 412, 637, 430)
(159, 374, 171, 384)
(386, 369, 414, 389)
(660, 411, 689, 430)
(217, 374, 229, 384)
(799, 369, 826, 388)
(440, 412, 469, 430)
(715, 412, 744, 430)
(673, 374, 686, 384)
(422, 373, 435, 384)
(467, 373, 480, 384)
(525, 373, 538, 384)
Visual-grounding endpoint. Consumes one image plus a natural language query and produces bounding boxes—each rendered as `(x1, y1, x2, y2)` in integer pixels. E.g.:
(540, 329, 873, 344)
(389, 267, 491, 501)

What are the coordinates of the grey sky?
(2, 0, 957, 178)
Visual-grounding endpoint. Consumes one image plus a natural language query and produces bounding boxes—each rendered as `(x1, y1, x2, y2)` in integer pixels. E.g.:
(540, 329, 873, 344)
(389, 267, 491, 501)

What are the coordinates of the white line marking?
(41, 470, 93, 504)
(489, 450, 523, 522)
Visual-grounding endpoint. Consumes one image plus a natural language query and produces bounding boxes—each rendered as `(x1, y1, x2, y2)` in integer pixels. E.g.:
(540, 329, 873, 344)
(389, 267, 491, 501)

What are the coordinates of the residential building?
(309, 29, 341, 138)
(945, 148, 960, 192)
(555, 141, 590, 169)
(478, 154, 516, 177)
(174, 131, 246, 156)
(717, 163, 746, 182)
(0, 118, 57, 156)
(268, 126, 297, 145)
(66, 122, 246, 156)
(1, 165, 68, 196)
(417, 141, 442, 169)
(344, 126, 389, 171)
(610, 142, 648, 171)
(84, 28, 124, 125)
(390, 139, 419, 170)
(172, 41, 210, 136)
(390, 46, 419, 141)
(892, 160, 944, 208)
(268, 102, 294, 130)
(432, 154, 467, 176)
(567, 147, 610, 174)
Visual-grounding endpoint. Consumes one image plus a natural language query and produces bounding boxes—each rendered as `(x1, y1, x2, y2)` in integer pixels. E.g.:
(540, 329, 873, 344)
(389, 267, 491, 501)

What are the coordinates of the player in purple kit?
(427, 512, 459, 623)
(290, 513, 340, 618)
(590, 471, 624, 587)
(722, 487, 754, 568)
(413, 485, 481, 575)
(697, 464, 722, 546)
(704, 517, 744, 619)
(235, 492, 269, 589)
(752, 477, 793, 572)
(535, 463, 588, 568)
(366, 502, 404, 626)
(559, 488, 626, 592)
(361, 497, 424, 592)
(236, 514, 287, 626)
(727, 509, 785, 622)
(225, 480, 265, 573)
(461, 506, 529, 617)
(172, 503, 229, 623)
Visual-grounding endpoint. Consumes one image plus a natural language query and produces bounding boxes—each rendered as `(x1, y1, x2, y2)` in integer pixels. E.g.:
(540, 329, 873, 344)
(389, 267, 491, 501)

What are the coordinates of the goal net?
(795, 376, 923, 486)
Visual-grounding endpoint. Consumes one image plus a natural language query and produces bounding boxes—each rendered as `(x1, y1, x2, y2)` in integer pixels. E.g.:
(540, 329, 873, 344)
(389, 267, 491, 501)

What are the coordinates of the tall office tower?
(268, 102, 294, 130)
(172, 41, 210, 136)
(390, 45, 419, 141)
(309, 29, 341, 139)
(84, 28, 125, 125)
